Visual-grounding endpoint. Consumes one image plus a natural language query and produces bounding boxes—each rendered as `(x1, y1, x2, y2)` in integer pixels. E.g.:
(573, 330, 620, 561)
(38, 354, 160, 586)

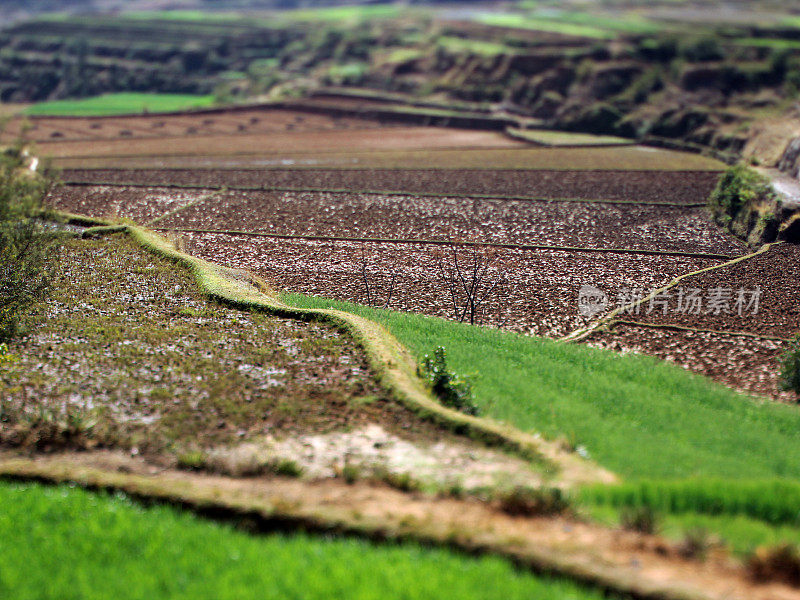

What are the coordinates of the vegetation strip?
(607, 320, 794, 343)
(66, 216, 614, 486)
(579, 479, 800, 527)
(0, 457, 738, 600)
(563, 243, 782, 343)
(149, 226, 736, 260)
(58, 181, 707, 208)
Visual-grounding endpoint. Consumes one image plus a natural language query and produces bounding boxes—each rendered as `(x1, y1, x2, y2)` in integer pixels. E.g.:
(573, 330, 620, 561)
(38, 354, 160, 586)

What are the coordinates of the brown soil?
(33, 126, 523, 159)
(47, 185, 216, 224)
(627, 243, 800, 339)
(2, 109, 392, 144)
(3, 451, 800, 600)
(53, 145, 725, 171)
(586, 322, 793, 401)
(146, 187, 744, 255)
(179, 231, 717, 337)
(0, 234, 457, 457)
(60, 168, 722, 204)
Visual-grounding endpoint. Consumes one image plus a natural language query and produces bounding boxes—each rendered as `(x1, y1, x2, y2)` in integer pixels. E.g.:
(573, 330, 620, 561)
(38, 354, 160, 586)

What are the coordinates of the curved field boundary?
(0, 455, 733, 600)
(57, 181, 708, 208)
(66, 216, 615, 486)
(151, 226, 736, 261)
(563, 243, 782, 343)
(607, 320, 794, 343)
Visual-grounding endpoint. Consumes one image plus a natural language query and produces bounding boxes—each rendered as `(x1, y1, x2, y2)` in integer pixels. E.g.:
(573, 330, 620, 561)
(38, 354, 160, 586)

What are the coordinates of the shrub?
(779, 337, 800, 400)
(707, 164, 773, 219)
(748, 544, 800, 586)
(495, 486, 568, 517)
(680, 36, 724, 62)
(0, 144, 57, 342)
(417, 346, 479, 416)
(620, 506, 658, 534)
(678, 527, 717, 560)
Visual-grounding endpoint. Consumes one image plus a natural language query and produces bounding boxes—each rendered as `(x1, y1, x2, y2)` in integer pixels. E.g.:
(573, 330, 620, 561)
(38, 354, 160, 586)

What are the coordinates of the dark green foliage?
(708, 164, 773, 219)
(417, 346, 479, 416)
(0, 144, 57, 341)
(496, 486, 568, 517)
(620, 506, 658, 534)
(779, 337, 800, 400)
(680, 36, 724, 62)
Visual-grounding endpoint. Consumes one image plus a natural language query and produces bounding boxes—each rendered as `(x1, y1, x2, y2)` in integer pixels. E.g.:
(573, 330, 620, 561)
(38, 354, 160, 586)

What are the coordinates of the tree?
(434, 243, 510, 326)
(0, 142, 57, 341)
(780, 337, 800, 401)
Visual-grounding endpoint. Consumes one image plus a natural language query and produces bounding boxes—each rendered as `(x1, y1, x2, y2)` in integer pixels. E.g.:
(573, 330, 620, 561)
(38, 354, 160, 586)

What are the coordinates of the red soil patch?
(153, 188, 744, 255)
(1, 109, 391, 144)
(47, 185, 214, 224)
(627, 243, 800, 339)
(61, 168, 721, 204)
(34, 127, 523, 159)
(178, 232, 717, 337)
(586, 323, 793, 401)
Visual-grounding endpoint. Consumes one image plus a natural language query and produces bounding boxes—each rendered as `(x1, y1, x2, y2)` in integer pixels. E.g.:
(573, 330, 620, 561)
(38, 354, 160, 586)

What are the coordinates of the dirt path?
(1, 451, 798, 600)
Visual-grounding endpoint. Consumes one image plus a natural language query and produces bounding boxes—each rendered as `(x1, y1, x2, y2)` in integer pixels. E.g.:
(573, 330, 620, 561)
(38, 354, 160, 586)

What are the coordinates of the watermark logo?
(578, 285, 609, 318)
(577, 285, 761, 317)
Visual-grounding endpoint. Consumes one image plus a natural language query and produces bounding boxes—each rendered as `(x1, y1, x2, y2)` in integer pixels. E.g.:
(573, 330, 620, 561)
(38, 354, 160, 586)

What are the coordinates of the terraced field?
(36, 104, 798, 400)
(6, 56, 800, 600)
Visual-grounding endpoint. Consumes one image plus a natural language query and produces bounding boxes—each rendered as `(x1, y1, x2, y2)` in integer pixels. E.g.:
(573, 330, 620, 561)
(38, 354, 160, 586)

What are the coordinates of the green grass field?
(24, 93, 216, 117)
(284, 294, 800, 481)
(474, 13, 615, 39)
(507, 128, 633, 147)
(0, 481, 609, 600)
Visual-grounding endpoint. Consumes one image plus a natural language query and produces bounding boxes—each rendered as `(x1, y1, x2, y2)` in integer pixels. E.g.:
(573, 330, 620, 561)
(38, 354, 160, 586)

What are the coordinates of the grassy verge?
(0, 480, 610, 600)
(578, 479, 800, 526)
(24, 93, 216, 117)
(283, 294, 800, 480)
(506, 128, 634, 147)
(581, 502, 800, 556)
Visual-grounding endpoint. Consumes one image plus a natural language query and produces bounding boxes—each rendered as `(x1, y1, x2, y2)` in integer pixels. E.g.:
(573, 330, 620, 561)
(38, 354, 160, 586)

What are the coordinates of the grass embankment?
(578, 480, 800, 554)
(507, 128, 634, 147)
(284, 294, 800, 481)
(284, 293, 800, 553)
(24, 93, 216, 117)
(0, 480, 610, 600)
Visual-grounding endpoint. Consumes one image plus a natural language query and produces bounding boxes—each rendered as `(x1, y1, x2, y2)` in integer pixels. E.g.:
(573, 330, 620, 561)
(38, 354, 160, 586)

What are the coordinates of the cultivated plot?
(178, 232, 718, 337)
(53, 145, 726, 171)
(149, 187, 745, 255)
(59, 168, 723, 204)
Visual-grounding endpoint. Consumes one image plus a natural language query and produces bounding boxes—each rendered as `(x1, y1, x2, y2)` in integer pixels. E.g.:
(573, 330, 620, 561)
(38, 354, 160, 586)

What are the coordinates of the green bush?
(779, 337, 800, 400)
(708, 164, 773, 219)
(620, 506, 658, 534)
(680, 36, 724, 62)
(495, 486, 568, 517)
(417, 346, 479, 416)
